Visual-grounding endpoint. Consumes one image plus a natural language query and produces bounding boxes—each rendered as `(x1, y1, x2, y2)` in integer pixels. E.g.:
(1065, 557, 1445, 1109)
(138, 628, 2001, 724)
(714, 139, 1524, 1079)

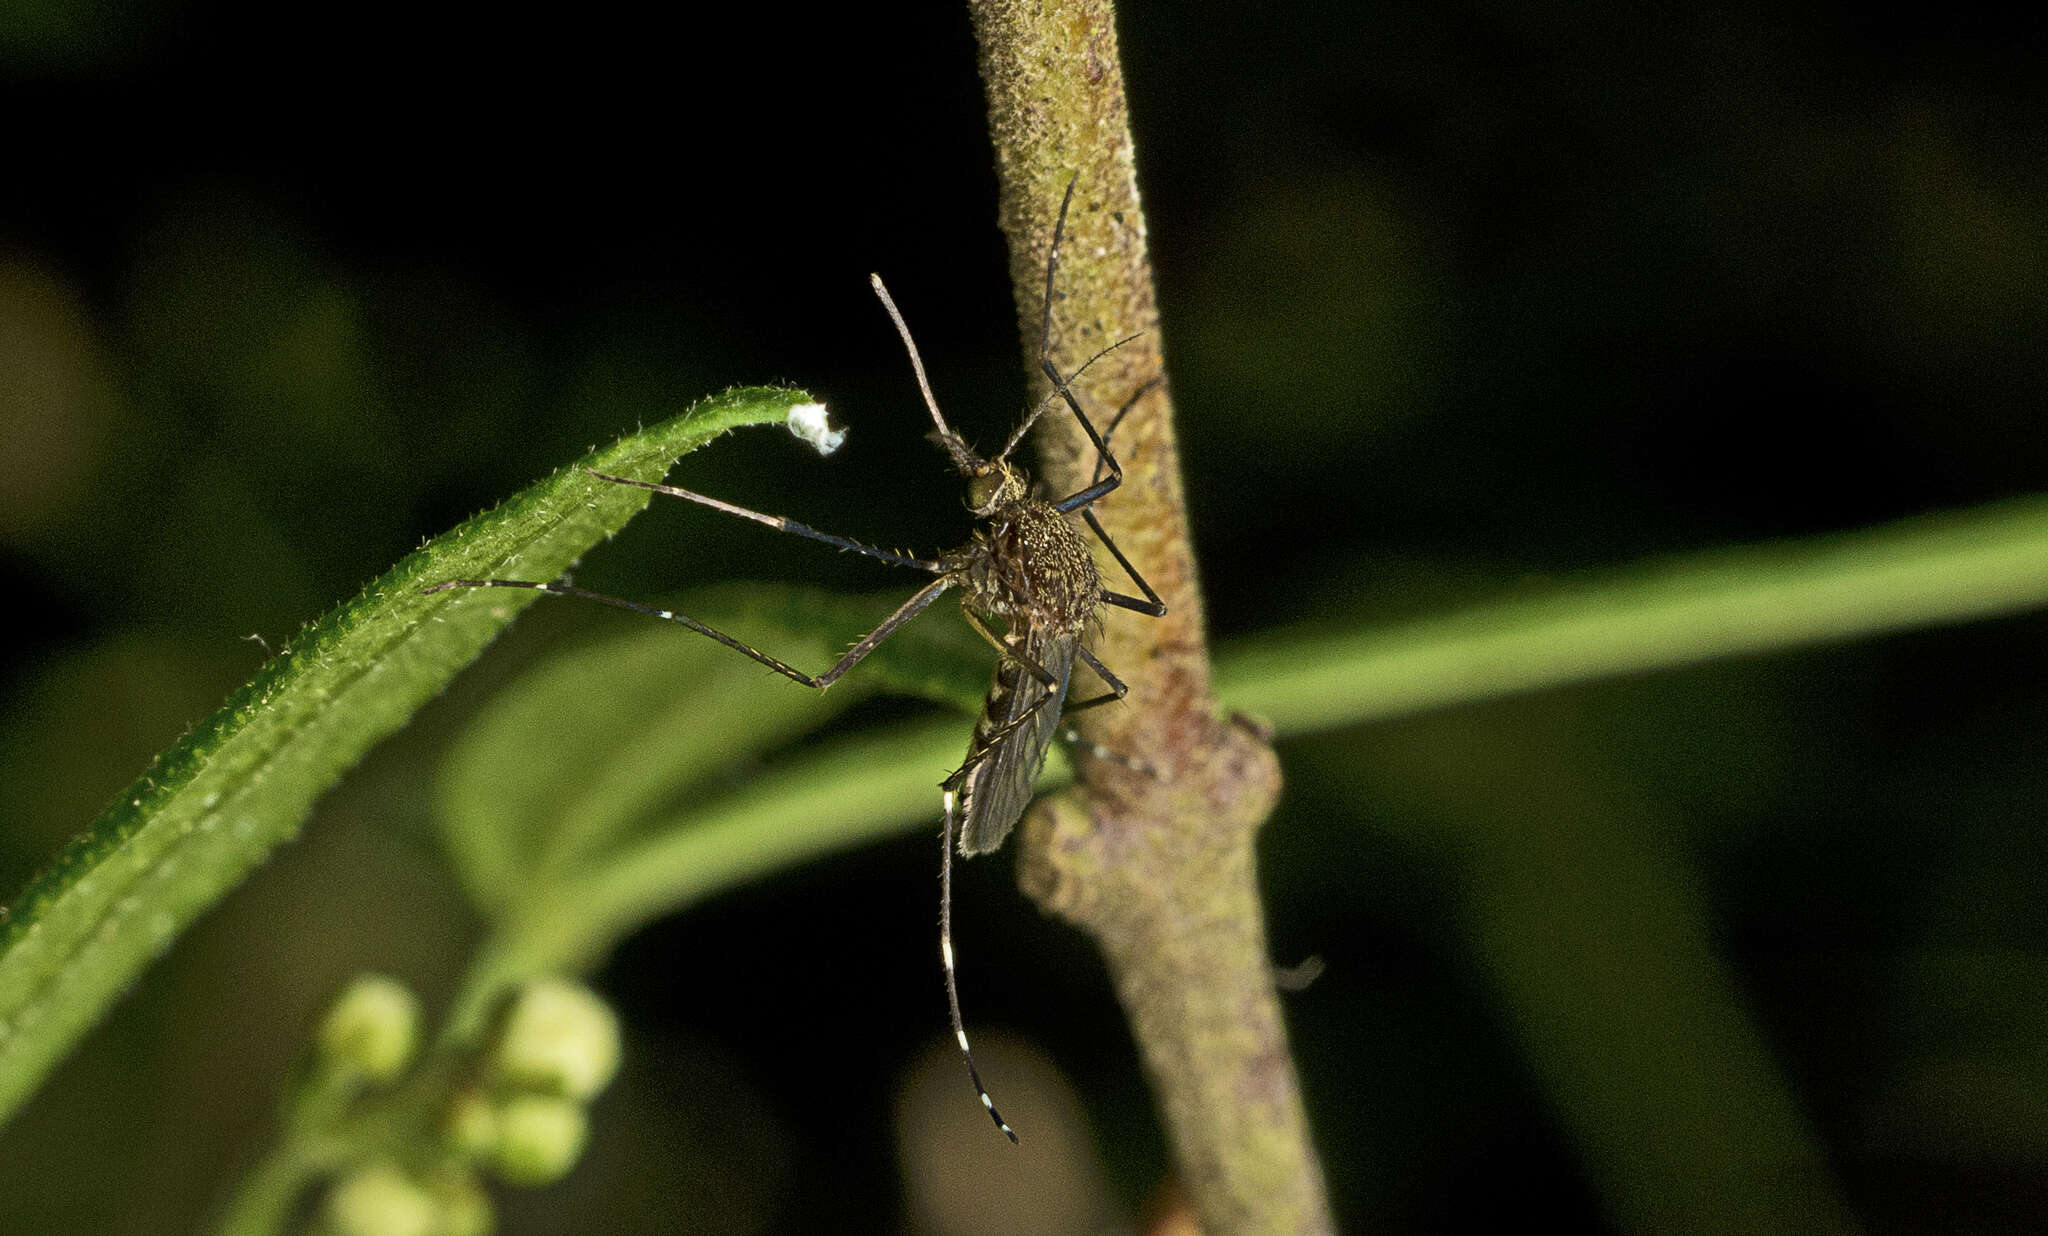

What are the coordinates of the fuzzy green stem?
(211, 1074, 358, 1236)
(969, 2, 1330, 1232)
(212, 1141, 332, 1236)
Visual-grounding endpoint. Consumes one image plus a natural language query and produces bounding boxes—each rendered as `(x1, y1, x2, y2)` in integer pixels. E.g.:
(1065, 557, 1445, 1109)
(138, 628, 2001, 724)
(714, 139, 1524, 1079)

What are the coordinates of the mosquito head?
(964, 459, 1025, 515)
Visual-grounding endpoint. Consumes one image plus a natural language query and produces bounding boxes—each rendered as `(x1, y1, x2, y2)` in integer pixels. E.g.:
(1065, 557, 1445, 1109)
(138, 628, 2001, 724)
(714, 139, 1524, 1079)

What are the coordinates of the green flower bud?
(430, 1172, 495, 1236)
(490, 1094, 589, 1187)
(488, 978, 620, 1100)
(318, 974, 420, 1083)
(442, 1088, 501, 1161)
(322, 1163, 437, 1236)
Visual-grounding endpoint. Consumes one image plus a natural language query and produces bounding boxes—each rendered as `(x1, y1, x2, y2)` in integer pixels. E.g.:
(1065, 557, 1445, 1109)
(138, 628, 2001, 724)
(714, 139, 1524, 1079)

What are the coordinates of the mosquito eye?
(967, 473, 1000, 509)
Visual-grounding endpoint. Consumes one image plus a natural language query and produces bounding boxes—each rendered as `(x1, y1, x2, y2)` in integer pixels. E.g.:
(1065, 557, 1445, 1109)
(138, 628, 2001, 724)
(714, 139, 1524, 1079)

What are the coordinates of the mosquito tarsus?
(425, 175, 1165, 1142)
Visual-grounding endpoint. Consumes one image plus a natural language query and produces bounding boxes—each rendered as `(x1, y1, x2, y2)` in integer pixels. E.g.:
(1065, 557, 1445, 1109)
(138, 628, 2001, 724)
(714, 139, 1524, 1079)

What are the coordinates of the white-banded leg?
(947, 683, 1061, 786)
(1058, 646, 1160, 778)
(939, 787, 1017, 1143)
(1056, 727, 1158, 778)
(582, 469, 943, 573)
(422, 575, 956, 690)
(423, 468, 950, 684)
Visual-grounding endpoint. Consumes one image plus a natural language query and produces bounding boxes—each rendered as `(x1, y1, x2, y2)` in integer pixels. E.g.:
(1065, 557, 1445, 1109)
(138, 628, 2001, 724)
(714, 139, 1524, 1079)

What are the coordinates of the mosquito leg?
(1032, 210, 1167, 617)
(1056, 727, 1159, 779)
(959, 609, 1014, 657)
(1061, 645, 1128, 714)
(948, 611, 1073, 780)
(423, 575, 955, 689)
(1029, 182, 1140, 516)
(1100, 376, 1163, 452)
(1032, 295, 1170, 619)
(1013, 180, 1160, 579)
(1101, 592, 1161, 616)
(999, 176, 1155, 519)
(997, 175, 1132, 515)
(581, 469, 942, 573)
(961, 610, 1061, 691)
(1057, 647, 1159, 776)
(1044, 371, 1128, 514)
(946, 685, 1059, 784)
(1081, 509, 1166, 617)
(940, 787, 1018, 1142)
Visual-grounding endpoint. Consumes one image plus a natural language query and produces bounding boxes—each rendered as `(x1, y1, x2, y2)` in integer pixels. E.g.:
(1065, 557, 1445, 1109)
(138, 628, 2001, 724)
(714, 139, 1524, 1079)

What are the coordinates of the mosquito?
(426, 176, 1165, 1141)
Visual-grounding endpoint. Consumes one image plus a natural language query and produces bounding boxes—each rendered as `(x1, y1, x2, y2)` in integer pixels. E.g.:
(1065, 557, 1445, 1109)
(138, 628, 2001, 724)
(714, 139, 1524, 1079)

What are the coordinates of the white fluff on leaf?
(785, 402, 845, 456)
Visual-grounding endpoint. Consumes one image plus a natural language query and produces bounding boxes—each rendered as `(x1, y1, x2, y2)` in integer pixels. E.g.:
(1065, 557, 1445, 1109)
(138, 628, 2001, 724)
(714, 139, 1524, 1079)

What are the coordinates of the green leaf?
(438, 491, 2048, 986)
(0, 385, 815, 1128)
(436, 582, 993, 921)
(432, 583, 998, 1037)
(1219, 494, 2048, 738)
(1323, 716, 1862, 1235)
(526, 714, 974, 973)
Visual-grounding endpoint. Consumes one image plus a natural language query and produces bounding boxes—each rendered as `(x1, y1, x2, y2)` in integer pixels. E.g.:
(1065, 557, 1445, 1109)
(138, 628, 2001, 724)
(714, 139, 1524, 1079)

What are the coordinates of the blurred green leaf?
(1867, 1042, 2048, 1166)
(434, 582, 996, 989)
(479, 716, 974, 987)
(1322, 708, 1861, 1236)
(1220, 495, 2048, 738)
(0, 385, 814, 1129)
(436, 582, 990, 916)
(442, 491, 2048, 992)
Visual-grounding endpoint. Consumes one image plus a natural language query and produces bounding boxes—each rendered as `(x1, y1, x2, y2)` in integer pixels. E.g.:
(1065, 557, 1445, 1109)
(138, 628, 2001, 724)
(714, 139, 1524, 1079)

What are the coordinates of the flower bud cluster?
(308, 974, 622, 1236)
(457, 978, 622, 1187)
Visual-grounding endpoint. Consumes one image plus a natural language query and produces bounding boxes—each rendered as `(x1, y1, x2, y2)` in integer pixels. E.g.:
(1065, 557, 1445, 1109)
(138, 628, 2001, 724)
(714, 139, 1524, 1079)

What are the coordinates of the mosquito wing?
(956, 629, 1077, 857)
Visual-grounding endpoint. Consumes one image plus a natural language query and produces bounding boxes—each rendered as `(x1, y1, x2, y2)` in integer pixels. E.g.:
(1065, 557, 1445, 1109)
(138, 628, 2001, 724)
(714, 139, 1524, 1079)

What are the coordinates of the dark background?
(2, 1, 2044, 1231)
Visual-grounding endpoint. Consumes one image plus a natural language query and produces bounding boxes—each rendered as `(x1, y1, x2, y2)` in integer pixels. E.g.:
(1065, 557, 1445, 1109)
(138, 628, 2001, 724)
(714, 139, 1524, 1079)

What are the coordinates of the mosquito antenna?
(871, 272, 982, 473)
(996, 329, 1147, 464)
(940, 788, 1017, 1142)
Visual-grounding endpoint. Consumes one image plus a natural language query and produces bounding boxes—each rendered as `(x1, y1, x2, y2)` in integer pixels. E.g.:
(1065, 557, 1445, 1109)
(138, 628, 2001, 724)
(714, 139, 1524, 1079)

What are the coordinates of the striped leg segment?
(940, 788, 1017, 1142)
(1057, 727, 1159, 779)
(422, 576, 955, 690)
(580, 469, 943, 573)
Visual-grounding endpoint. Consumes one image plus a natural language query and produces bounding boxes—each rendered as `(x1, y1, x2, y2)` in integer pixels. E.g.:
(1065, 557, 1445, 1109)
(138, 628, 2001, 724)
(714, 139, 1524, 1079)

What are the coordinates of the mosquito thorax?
(947, 497, 1102, 638)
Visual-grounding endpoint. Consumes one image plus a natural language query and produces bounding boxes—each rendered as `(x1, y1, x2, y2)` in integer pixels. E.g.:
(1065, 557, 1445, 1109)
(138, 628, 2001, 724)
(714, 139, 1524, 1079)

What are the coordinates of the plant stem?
(212, 1141, 328, 1236)
(968, 3, 1331, 1232)
(212, 1075, 356, 1236)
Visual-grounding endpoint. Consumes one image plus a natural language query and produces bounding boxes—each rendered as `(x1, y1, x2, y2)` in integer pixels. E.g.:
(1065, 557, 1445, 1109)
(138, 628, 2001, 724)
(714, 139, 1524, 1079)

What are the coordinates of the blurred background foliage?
(2, 0, 2045, 1232)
